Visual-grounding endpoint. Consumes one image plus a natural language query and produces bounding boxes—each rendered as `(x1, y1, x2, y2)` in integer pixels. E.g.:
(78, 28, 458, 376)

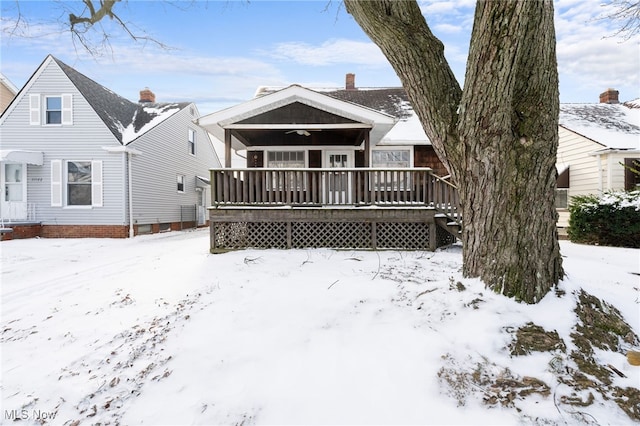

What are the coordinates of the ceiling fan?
(285, 129, 320, 137)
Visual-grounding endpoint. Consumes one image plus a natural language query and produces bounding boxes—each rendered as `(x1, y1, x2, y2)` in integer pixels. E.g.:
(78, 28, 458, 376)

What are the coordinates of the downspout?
(102, 145, 142, 238)
(596, 153, 603, 193)
(607, 153, 613, 192)
(128, 151, 134, 238)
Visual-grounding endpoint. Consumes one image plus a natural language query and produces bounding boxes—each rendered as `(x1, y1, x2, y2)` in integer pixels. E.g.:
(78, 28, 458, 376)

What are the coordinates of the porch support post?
(428, 222, 438, 251)
(363, 130, 370, 167)
(224, 129, 232, 168)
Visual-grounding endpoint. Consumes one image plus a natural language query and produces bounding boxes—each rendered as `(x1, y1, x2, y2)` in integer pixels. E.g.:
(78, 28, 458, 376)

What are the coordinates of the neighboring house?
(0, 55, 221, 240)
(555, 88, 640, 228)
(198, 74, 459, 253)
(0, 72, 19, 114)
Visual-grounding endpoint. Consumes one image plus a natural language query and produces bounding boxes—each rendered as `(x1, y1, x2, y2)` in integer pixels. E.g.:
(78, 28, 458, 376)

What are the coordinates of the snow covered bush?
(568, 190, 640, 247)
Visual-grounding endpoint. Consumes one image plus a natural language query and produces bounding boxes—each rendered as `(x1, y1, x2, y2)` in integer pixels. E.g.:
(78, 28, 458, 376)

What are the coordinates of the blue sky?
(1, 0, 639, 115)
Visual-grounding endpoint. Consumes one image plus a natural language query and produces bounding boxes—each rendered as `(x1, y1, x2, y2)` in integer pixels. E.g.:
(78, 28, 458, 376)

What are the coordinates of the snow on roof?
(121, 103, 184, 145)
(53, 56, 189, 144)
(559, 103, 640, 150)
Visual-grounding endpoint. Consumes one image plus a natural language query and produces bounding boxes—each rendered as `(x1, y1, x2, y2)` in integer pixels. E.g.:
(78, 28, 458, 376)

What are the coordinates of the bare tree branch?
(600, 0, 640, 40)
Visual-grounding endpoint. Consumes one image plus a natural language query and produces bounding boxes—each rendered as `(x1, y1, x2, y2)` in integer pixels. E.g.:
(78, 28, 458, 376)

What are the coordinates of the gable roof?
(2, 55, 190, 145)
(0, 72, 19, 95)
(256, 86, 429, 146)
(199, 84, 398, 150)
(51, 56, 192, 145)
(559, 103, 640, 151)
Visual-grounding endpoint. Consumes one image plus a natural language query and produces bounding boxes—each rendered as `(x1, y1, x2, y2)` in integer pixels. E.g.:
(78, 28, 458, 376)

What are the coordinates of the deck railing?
(210, 167, 460, 223)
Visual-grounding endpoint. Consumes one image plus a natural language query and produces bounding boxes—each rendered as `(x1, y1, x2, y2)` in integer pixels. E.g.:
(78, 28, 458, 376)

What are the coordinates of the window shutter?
(29, 94, 41, 125)
(51, 160, 62, 206)
(61, 94, 73, 125)
(91, 160, 103, 207)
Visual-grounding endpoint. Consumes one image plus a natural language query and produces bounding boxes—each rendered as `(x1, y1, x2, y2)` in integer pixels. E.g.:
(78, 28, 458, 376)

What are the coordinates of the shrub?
(567, 190, 640, 248)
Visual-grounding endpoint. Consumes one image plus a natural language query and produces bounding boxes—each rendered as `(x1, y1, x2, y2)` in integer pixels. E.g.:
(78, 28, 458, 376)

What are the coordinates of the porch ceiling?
(231, 128, 366, 147)
(198, 85, 396, 151)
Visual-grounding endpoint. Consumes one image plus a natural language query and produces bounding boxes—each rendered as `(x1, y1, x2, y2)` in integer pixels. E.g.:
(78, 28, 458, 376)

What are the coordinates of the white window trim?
(177, 174, 186, 193)
(370, 146, 413, 168)
(51, 160, 102, 208)
(370, 147, 413, 191)
(188, 128, 196, 156)
(41, 94, 73, 126)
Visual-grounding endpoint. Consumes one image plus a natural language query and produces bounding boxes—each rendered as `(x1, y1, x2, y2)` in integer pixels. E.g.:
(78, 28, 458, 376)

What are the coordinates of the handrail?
(210, 167, 460, 224)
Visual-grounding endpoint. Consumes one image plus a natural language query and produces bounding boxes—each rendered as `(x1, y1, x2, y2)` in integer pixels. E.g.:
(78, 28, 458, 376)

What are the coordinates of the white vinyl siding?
(128, 104, 221, 226)
(1, 58, 125, 225)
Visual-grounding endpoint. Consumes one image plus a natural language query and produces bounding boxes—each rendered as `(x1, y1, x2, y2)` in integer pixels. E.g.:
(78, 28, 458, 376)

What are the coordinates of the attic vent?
(190, 106, 195, 116)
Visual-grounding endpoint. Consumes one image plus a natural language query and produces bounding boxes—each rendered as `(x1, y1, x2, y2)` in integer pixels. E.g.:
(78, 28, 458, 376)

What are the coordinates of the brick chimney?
(139, 87, 156, 103)
(345, 73, 356, 90)
(599, 88, 619, 104)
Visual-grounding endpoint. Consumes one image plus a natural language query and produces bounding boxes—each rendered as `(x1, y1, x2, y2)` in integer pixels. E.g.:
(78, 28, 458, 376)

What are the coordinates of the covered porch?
(208, 167, 461, 252)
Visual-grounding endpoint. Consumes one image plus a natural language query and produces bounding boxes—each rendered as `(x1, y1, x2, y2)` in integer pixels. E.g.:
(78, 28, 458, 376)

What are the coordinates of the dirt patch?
(509, 322, 566, 356)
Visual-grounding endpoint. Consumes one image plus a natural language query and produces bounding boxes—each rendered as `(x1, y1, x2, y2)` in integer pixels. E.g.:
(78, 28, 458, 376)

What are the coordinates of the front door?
(1, 163, 27, 221)
(325, 151, 353, 204)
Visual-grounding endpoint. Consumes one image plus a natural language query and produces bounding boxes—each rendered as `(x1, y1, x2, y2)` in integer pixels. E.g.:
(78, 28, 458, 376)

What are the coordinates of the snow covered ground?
(1, 228, 638, 425)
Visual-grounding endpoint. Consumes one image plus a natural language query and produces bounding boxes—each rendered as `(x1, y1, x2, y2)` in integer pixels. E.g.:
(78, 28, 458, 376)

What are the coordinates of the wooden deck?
(209, 167, 461, 252)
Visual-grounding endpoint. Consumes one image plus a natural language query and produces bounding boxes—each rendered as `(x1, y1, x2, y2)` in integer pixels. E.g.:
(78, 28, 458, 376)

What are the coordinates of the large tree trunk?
(345, 0, 564, 303)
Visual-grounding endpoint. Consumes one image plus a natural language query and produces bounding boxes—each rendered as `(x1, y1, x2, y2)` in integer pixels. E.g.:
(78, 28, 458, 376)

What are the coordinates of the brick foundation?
(1, 221, 208, 241)
(40, 225, 129, 239)
(1, 224, 43, 241)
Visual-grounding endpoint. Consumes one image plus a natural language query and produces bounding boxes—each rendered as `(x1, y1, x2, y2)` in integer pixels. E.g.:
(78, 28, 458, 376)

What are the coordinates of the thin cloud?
(266, 39, 388, 67)
(434, 23, 464, 34)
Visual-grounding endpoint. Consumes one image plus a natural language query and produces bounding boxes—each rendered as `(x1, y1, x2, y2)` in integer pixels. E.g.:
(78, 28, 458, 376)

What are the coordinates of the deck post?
(428, 222, 438, 251)
(224, 129, 232, 168)
(363, 131, 370, 167)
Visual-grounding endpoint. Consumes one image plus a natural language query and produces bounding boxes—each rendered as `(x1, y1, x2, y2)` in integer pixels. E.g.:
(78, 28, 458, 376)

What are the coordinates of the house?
(0, 55, 221, 240)
(556, 88, 640, 228)
(0, 72, 19, 115)
(198, 74, 459, 253)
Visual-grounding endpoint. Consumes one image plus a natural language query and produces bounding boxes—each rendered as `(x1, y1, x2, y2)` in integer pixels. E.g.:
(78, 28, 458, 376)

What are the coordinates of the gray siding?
(0, 58, 127, 225)
(128, 105, 221, 225)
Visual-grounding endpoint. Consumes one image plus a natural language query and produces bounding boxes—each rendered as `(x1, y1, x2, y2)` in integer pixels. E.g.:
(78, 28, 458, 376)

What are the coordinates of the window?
(51, 160, 102, 207)
(556, 166, 570, 209)
(372, 149, 411, 190)
(624, 158, 640, 190)
(188, 129, 196, 155)
(266, 151, 305, 191)
(267, 151, 305, 168)
(45, 96, 62, 124)
(67, 161, 92, 205)
(30, 94, 72, 125)
(555, 189, 569, 209)
(177, 174, 185, 192)
(372, 150, 410, 168)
